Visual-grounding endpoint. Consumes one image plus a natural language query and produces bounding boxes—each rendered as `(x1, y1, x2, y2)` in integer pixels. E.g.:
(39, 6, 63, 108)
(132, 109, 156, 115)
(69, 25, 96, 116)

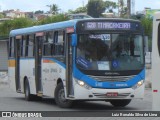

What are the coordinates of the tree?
(68, 9, 74, 14)
(68, 6, 87, 14)
(75, 6, 87, 13)
(51, 4, 59, 14)
(140, 18, 152, 37)
(0, 20, 13, 35)
(105, 1, 117, 13)
(0, 13, 4, 18)
(0, 18, 33, 36)
(46, 4, 60, 14)
(87, 0, 106, 18)
(119, 0, 128, 17)
(35, 10, 44, 14)
(131, 14, 145, 20)
(140, 17, 153, 51)
(37, 14, 69, 25)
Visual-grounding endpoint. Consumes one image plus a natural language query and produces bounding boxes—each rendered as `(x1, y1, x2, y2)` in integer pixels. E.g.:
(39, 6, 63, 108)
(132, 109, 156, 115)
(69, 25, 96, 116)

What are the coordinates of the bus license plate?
(106, 92, 118, 97)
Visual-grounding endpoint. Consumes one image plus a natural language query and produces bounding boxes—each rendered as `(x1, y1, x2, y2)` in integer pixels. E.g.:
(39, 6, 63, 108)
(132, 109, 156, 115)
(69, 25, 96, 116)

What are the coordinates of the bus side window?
(43, 32, 49, 56)
(54, 31, 64, 55)
(48, 31, 54, 55)
(9, 37, 15, 57)
(23, 35, 27, 57)
(26, 34, 34, 57)
(43, 32, 54, 56)
(20, 36, 26, 57)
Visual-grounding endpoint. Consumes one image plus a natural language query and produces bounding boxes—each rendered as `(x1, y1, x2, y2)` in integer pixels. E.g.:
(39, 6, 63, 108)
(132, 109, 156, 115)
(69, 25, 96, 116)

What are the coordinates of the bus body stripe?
(8, 60, 15, 67)
(43, 60, 55, 63)
(8, 58, 65, 68)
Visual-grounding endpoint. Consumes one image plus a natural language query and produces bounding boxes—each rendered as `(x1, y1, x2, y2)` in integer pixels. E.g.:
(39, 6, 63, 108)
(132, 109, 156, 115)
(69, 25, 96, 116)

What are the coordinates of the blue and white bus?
(8, 18, 145, 108)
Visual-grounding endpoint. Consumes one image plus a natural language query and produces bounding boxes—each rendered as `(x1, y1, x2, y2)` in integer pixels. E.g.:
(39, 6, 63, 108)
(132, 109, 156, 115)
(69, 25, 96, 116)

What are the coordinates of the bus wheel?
(54, 83, 73, 108)
(110, 99, 131, 107)
(24, 79, 33, 101)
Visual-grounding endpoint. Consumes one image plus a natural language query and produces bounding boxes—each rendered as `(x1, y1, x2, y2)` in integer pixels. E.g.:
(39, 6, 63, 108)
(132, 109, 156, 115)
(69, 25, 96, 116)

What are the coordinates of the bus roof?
(9, 19, 79, 36)
(9, 18, 140, 37)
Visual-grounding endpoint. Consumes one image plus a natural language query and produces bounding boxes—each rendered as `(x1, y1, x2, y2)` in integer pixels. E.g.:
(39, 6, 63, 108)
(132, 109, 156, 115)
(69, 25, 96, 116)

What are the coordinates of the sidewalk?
(0, 72, 8, 85)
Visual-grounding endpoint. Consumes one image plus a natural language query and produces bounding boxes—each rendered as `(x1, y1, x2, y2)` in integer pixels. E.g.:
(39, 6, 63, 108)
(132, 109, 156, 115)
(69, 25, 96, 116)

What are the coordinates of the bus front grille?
(88, 75, 136, 82)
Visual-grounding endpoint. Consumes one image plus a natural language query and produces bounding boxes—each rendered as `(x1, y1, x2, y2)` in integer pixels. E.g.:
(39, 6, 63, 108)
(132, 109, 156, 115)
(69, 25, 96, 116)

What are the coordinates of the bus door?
(35, 32, 43, 96)
(66, 34, 74, 97)
(15, 36, 21, 92)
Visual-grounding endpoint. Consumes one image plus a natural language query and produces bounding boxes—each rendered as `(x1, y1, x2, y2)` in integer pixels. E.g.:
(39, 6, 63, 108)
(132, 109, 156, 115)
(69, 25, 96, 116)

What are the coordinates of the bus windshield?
(76, 33, 144, 71)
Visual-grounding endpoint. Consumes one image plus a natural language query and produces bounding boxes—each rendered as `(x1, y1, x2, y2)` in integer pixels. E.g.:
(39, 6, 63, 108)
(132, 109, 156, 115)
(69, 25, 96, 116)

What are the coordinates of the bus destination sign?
(85, 22, 131, 30)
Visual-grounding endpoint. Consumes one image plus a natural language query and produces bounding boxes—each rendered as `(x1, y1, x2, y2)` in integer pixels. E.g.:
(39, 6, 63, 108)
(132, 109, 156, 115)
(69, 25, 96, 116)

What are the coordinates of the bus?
(152, 12, 160, 110)
(8, 18, 145, 108)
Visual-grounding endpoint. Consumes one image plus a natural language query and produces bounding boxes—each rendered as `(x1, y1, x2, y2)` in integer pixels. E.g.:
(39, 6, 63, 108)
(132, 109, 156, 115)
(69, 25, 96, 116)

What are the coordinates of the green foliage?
(140, 17, 152, 37)
(0, 20, 13, 36)
(37, 14, 69, 25)
(12, 18, 33, 29)
(105, 1, 117, 13)
(0, 18, 33, 36)
(68, 7, 87, 14)
(46, 4, 59, 14)
(0, 13, 5, 18)
(68, 9, 74, 14)
(51, 4, 59, 14)
(140, 17, 153, 51)
(35, 10, 44, 14)
(87, 0, 106, 18)
(131, 14, 145, 20)
(119, 0, 128, 18)
(0, 14, 69, 36)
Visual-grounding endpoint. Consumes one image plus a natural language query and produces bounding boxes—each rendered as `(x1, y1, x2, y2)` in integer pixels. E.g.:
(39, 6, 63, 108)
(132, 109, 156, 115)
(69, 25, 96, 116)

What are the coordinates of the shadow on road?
(13, 97, 138, 111)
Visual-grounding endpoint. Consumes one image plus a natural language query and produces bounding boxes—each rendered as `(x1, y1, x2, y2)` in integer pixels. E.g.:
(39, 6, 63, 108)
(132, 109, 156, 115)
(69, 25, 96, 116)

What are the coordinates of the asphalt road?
(1, 83, 159, 120)
(0, 84, 152, 111)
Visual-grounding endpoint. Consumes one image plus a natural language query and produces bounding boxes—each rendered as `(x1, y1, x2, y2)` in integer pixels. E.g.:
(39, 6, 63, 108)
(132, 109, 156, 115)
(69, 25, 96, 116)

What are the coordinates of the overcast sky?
(0, 0, 160, 13)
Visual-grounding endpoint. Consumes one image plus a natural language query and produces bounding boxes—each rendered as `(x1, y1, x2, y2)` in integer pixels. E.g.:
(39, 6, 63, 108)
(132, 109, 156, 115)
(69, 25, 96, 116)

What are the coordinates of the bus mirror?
(71, 34, 77, 47)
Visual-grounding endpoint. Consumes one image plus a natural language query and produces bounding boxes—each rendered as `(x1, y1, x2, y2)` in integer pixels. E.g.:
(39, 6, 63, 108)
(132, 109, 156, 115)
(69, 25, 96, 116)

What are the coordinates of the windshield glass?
(76, 34, 144, 71)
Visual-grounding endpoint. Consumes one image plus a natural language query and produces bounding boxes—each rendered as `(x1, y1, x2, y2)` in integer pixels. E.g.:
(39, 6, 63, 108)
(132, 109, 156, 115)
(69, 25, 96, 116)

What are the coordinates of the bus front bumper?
(69, 83, 145, 100)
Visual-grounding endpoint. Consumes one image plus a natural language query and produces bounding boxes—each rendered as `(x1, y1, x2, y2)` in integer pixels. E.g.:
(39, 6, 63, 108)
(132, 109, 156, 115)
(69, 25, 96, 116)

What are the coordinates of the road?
(1, 83, 159, 120)
(0, 83, 152, 112)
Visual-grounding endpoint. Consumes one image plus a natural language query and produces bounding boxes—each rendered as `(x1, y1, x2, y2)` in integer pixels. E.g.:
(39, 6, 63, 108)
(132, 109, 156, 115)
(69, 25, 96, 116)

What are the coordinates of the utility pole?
(82, 0, 84, 7)
(118, 0, 120, 17)
(131, 0, 135, 15)
(127, 0, 131, 18)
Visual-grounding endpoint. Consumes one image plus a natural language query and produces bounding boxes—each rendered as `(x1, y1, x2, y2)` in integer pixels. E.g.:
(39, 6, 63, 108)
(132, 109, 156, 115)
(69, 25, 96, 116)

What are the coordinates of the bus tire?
(110, 99, 131, 107)
(24, 79, 33, 101)
(54, 83, 73, 108)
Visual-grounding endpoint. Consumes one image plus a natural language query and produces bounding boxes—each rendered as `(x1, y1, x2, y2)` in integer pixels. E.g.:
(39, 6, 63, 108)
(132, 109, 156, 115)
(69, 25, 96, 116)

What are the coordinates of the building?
(3, 9, 25, 18)
(34, 14, 47, 21)
(0, 18, 12, 23)
(136, 8, 160, 19)
(0, 36, 8, 71)
(25, 12, 34, 19)
(145, 9, 160, 19)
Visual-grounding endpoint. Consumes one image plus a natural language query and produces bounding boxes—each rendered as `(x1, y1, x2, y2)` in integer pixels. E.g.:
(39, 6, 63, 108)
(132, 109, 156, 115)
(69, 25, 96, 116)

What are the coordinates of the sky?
(0, 0, 160, 13)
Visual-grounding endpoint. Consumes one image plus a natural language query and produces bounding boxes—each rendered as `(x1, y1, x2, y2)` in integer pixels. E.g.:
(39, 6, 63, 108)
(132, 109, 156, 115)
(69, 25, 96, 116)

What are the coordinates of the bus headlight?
(77, 80, 85, 86)
(132, 80, 144, 90)
(75, 79, 92, 90)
